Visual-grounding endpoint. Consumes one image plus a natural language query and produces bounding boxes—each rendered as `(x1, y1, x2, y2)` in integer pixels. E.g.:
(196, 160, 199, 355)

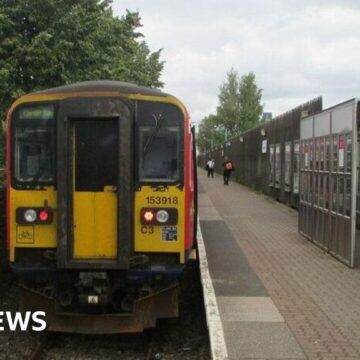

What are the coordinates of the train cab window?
(139, 126, 180, 182)
(137, 101, 184, 184)
(12, 105, 55, 186)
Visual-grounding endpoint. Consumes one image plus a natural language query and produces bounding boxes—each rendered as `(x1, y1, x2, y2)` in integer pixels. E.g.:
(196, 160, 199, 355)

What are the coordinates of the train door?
(72, 119, 118, 259)
(56, 97, 133, 269)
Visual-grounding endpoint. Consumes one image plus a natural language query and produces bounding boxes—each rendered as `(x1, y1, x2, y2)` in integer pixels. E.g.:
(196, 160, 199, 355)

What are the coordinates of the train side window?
(139, 126, 180, 182)
(12, 105, 55, 186)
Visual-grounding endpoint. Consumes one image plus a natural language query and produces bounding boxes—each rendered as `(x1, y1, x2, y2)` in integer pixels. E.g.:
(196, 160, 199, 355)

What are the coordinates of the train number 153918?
(146, 196, 178, 205)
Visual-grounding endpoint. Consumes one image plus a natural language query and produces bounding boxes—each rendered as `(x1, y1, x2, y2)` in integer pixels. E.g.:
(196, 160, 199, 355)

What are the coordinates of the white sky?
(112, 0, 360, 125)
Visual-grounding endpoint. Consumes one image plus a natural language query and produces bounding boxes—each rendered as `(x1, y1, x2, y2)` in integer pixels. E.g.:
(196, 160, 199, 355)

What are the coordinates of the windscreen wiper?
(142, 114, 165, 156)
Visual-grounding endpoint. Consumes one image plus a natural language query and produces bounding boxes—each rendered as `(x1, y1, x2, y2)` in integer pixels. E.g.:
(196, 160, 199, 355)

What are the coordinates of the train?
(6, 80, 197, 333)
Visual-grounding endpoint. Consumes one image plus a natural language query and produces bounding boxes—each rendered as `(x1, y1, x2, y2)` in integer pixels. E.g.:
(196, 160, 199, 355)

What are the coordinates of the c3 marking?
(141, 226, 154, 234)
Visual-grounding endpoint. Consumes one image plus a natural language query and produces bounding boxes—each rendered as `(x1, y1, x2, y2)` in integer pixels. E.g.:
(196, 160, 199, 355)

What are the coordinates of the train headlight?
(156, 210, 169, 223)
(24, 209, 37, 223)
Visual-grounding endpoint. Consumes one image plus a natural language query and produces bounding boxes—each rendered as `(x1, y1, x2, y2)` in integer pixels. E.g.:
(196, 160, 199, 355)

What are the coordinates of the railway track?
(0, 262, 210, 360)
(28, 332, 155, 360)
(29, 334, 53, 360)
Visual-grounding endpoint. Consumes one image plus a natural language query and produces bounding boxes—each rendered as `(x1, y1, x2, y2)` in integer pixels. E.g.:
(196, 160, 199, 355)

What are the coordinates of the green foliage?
(196, 114, 224, 154)
(0, 0, 164, 120)
(197, 68, 263, 153)
(216, 68, 242, 137)
(238, 72, 263, 131)
(0, 0, 164, 167)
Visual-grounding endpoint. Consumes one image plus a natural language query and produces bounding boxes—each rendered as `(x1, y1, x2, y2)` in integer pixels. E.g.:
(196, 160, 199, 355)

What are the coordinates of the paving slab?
(200, 220, 267, 297)
(198, 193, 214, 207)
(223, 322, 306, 360)
(198, 169, 360, 360)
(217, 297, 284, 322)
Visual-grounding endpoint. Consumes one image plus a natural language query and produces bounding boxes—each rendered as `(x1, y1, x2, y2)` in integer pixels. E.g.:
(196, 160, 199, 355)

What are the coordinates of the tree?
(0, 0, 164, 122)
(215, 68, 263, 137)
(197, 69, 263, 154)
(0, 0, 164, 167)
(238, 72, 263, 131)
(196, 114, 224, 154)
(216, 68, 242, 137)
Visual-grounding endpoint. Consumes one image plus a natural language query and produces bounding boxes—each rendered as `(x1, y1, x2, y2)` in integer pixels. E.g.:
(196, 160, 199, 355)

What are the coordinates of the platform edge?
(197, 218, 229, 360)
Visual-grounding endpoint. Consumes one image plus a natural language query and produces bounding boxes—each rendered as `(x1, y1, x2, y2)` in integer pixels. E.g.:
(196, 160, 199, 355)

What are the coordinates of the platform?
(198, 170, 360, 360)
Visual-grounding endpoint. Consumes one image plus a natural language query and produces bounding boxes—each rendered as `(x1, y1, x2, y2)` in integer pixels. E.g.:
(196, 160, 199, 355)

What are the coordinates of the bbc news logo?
(0, 311, 46, 331)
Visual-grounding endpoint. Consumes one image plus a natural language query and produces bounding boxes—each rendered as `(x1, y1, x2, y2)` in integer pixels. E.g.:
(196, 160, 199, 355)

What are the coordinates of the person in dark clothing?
(222, 156, 235, 185)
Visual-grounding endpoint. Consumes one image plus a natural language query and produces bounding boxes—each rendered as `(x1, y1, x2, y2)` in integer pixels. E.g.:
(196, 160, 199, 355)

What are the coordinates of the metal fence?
(199, 97, 323, 208)
(299, 99, 359, 267)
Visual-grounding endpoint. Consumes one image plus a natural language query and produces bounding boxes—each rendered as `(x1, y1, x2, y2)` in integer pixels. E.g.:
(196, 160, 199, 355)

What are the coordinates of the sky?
(113, 0, 360, 125)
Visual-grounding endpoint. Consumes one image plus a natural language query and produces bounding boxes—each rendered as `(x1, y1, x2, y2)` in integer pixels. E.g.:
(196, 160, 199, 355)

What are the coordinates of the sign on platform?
(262, 139, 267, 154)
(339, 138, 345, 168)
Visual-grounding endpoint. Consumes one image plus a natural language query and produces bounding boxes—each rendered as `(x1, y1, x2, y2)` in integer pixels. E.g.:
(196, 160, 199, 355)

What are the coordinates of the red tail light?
(140, 208, 178, 225)
(39, 210, 49, 222)
(142, 209, 155, 223)
(16, 207, 53, 224)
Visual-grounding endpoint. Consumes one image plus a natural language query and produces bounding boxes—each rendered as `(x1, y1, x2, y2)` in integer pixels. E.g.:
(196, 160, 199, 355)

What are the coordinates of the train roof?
(10, 80, 189, 116)
(32, 80, 169, 97)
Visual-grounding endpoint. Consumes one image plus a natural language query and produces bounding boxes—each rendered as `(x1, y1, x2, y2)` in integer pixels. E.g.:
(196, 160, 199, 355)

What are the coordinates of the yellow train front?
(6, 81, 197, 333)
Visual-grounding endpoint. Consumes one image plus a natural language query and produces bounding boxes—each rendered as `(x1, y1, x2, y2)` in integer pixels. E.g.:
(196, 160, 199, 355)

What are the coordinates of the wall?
(199, 97, 323, 208)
